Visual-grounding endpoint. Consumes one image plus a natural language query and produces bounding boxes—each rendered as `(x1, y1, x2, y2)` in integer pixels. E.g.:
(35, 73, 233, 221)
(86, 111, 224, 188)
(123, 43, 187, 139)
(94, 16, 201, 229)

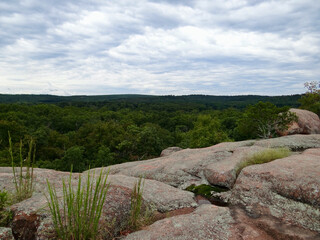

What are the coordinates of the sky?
(0, 0, 319, 96)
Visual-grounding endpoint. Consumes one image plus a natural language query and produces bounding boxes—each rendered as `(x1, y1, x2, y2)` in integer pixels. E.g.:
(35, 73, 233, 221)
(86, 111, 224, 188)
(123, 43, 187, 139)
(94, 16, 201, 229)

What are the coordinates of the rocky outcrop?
(124, 205, 320, 240)
(92, 135, 320, 189)
(160, 146, 183, 157)
(279, 108, 320, 135)
(0, 168, 196, 239)
(224, 148, 320, 233)
(1, 134, 320, 239)
(124, 205, 234, 240)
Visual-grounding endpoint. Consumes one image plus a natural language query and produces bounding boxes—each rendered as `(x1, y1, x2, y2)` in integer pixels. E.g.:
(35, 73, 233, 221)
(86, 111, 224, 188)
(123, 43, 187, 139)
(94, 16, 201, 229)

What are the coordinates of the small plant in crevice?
(185, 184, 229, 207)
(235, 147, 291, 177)
(46, 168, 110, 240)
(8, 132, 36, 202)
(128, 177, 154, 232)
(185, 184, 229, 198)
(0, 189, 13, 227)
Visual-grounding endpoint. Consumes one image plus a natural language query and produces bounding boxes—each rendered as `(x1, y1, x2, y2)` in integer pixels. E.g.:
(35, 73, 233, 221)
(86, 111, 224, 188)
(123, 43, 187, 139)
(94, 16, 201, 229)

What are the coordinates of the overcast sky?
(0, 0, 319, 96)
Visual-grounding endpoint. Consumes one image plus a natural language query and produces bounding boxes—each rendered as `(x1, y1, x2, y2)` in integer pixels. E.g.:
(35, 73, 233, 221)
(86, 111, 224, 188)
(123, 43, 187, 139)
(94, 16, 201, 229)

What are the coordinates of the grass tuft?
(46, 168, 110, 240)
(128, 177, 154, 232)
(235, 147, 291, 176)
(8, 132, 35, 202)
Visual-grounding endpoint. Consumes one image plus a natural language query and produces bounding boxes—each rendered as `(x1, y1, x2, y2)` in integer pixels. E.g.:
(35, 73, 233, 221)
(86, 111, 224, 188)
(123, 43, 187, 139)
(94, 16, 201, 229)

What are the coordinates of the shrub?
(235, 102, 297, 140)
(0, 190, 8, 210)
(8, 132, 35, 202)
(0, 190, 13, 227)
(46, 168, 110, 240)
(235, 148, 291, 176)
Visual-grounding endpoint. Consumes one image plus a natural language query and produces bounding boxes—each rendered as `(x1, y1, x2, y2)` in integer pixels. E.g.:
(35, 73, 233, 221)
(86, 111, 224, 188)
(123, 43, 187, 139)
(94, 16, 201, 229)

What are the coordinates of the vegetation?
(0, 94, 301, 172)
(299, 81, 320, 116)
(8, 133, 35, 202)
(235, 148, 291, 177)
(128, 176, 154, 231)
(46, 169, 110, 240)
(0, 190, 13, 227)
(235, 102, 297, 139)
(185, 184, 228, 198)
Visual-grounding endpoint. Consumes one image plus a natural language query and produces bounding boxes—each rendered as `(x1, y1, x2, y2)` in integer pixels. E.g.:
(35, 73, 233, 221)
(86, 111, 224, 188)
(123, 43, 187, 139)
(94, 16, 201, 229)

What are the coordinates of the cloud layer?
(1, 0, 319, 95)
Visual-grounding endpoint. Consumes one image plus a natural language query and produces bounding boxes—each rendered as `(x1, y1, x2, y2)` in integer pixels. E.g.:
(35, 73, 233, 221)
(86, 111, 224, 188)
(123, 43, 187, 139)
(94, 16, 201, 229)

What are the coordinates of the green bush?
(46, 169, 110, 240)
(0, 190, 8, 210)
(0, 190, 13, 227)
(235, 148, 291, 176)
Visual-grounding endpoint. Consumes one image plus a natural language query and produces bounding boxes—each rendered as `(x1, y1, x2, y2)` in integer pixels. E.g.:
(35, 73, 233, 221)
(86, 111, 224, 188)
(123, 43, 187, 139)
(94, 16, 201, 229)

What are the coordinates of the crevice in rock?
(274, 190, 319, 209)
(185, 184, 230, 207)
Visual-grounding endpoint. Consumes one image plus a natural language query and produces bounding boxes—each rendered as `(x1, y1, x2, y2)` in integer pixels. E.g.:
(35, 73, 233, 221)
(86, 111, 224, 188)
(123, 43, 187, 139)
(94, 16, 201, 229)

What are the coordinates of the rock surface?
(280, 108, 320, 135)
(1, 134, 320, 239)
(225, 148, 320, 233)
(124, 205, 234, 240)
(0, 227, 14, 240)
(160, 146, 183, 157)
(0, 168, 196, 239)
(92, 135, 320, 189)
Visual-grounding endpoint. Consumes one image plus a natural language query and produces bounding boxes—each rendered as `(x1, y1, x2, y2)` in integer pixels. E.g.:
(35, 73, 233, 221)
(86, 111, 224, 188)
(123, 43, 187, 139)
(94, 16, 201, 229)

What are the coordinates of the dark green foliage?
(235, 102, 297, 140)
(0, 190, 8, 210)
(0, 190, 13, 227)
(0, 94, 302, 109)
(185, 184, 228, 198)
(0, 95, 300, 172)
(299, 81, 320, 116)
(180, 115, 230, 148)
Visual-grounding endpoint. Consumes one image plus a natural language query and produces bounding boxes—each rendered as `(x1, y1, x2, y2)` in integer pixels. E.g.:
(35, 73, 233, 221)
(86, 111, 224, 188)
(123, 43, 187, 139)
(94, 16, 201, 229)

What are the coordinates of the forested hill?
(0, 93, 305, 172)
(0, 94, 302, 109)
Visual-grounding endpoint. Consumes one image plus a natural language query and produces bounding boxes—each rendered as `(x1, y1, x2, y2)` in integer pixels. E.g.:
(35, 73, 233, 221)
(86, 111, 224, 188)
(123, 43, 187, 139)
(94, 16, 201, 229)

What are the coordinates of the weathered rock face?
(160, 146, 183, 157)
(280, 108, 320, 135)
(224, 148, 320, 233)
(0, 168, 196, 239)
(124, 205, 320, 240)
(124, 205, 235, 240)
(92, 135, 320, 190)
(1, 134, 320, 239)
(204, 146, 266, 189)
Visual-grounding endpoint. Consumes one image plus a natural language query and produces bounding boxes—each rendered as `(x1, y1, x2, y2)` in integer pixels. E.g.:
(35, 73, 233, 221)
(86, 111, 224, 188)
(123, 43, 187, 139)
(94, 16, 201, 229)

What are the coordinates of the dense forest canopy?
(0, 93, 310, 172)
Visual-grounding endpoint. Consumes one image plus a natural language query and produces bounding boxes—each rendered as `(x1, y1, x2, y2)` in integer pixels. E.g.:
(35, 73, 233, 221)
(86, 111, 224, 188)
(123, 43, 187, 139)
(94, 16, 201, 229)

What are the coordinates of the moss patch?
(185, 184, 228, 198)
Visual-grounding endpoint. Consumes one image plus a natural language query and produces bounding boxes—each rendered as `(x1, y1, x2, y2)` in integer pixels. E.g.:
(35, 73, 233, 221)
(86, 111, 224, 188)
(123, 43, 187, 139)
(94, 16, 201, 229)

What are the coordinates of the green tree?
(235, 102, 297, 140)
(299, 81, 320, 116)
(93, 146, 115, 168)
(180, 115, 230, 148)
(58, 146, 86, 172)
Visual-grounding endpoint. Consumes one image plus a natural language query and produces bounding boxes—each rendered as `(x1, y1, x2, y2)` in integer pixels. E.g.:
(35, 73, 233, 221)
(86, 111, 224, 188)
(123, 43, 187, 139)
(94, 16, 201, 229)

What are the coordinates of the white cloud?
(0, 0, 319, 96)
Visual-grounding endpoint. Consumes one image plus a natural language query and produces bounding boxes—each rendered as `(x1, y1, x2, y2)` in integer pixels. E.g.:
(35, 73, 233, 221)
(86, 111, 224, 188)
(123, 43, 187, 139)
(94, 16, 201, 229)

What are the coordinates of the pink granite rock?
(0, 228, 14, 240)
(226, 148, 320, 233)
(160, 146, 183, 157)
(204, 146, 266, 188)
(279, 108, 320, 135)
